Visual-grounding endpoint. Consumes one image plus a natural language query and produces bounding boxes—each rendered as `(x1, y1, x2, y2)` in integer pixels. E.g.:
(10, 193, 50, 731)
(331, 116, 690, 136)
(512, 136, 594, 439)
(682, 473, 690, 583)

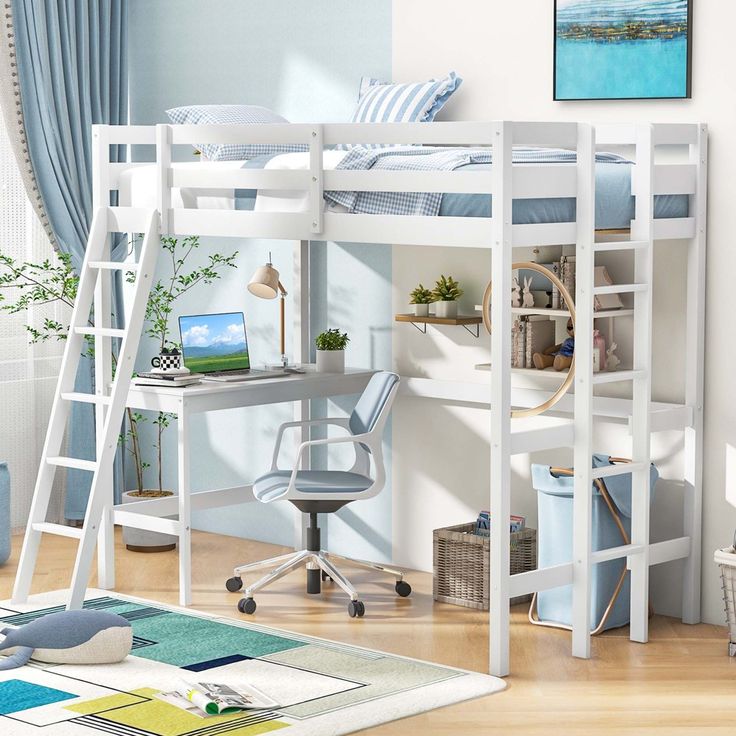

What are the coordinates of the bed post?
(682, 124, 707, 624)
(489, 121, 513, 677)
(294, 239, 311, 549)
(92, 124, 115, 590)
(571, 122, 596, 658)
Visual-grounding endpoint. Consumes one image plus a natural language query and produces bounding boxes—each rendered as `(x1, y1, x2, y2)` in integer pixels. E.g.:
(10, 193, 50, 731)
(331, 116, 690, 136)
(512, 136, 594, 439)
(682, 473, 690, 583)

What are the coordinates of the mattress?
(118, 153, 688, 230)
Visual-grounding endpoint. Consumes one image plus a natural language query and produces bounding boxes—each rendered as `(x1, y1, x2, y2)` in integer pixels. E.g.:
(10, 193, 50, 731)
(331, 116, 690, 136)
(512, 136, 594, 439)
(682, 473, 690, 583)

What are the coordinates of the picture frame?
(554, 0, 693, 101)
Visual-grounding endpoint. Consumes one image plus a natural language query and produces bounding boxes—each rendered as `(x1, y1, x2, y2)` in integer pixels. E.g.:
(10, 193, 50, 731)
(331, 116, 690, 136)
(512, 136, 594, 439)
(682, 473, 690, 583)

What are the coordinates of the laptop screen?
(179, 312, 250, 373)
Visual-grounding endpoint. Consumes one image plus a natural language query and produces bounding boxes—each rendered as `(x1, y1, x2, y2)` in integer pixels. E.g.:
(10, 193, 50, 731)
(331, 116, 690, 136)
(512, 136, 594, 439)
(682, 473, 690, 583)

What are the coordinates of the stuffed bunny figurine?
(522, 277, 534, 308)
(511, 277, 522, 308)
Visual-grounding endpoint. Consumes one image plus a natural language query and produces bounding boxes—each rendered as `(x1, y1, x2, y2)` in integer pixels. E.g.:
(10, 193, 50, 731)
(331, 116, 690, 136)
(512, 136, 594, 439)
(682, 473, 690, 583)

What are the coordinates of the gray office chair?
(225, 371, 409, 618)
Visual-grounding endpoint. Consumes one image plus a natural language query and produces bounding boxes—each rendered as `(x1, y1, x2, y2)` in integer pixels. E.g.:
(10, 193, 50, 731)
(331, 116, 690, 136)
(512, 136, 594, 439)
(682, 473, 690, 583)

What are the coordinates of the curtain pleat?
(10, 0, 129, 519)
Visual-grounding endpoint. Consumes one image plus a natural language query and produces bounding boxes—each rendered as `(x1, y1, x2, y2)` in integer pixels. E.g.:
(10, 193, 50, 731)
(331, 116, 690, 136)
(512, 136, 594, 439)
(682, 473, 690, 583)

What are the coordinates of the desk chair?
(225, 371, 409, 618)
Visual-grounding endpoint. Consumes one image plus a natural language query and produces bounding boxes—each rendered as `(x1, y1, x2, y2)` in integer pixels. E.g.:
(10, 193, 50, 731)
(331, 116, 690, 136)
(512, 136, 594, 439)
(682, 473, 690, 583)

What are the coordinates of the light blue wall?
(127, 0, 393, 549)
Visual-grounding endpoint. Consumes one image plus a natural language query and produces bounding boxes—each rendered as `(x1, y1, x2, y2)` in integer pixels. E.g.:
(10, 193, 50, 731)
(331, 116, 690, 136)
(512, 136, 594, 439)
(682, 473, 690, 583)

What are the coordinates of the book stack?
(133, 370, 204, 388)
(549, 258, 624, 312)
(512, 316, 556, 369)
(474, 511, 526, 537)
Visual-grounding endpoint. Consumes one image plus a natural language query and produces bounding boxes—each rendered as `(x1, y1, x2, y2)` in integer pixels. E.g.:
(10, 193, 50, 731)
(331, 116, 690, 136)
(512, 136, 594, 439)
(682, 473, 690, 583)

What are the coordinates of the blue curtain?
(12, 0, 128, 519)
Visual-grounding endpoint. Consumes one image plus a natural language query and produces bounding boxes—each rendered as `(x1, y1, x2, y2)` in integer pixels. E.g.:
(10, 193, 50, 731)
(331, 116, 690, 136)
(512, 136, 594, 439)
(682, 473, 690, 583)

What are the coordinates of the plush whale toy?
(0, 609, 132, 670)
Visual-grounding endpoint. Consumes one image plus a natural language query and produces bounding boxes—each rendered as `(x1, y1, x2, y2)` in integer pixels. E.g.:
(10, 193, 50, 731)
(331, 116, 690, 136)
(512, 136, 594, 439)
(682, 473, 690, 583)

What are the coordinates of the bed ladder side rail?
(628, 124, 656, 644)
(11, 207, 160, 608)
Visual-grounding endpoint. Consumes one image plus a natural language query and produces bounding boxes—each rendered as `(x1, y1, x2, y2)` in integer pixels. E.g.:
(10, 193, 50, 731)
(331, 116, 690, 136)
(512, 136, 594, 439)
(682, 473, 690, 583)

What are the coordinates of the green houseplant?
(315, 328, 349, 373)
(432, 274, 464, 318)
(0, 237, 236, 545)
(409, 283, 434, 317)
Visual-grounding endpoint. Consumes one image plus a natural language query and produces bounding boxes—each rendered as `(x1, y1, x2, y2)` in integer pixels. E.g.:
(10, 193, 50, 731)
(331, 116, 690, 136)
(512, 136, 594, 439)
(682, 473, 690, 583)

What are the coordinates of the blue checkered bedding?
(323, 145, 630, 217)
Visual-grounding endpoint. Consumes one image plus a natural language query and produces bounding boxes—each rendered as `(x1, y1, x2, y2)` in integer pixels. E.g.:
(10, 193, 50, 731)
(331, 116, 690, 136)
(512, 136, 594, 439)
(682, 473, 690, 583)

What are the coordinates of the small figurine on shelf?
(606, 341, 621, 371)
(532, 317, 574, 371)
(511, 277, 522, 308)
(592, 329, 607, 372)
(522, 276, 535, 308)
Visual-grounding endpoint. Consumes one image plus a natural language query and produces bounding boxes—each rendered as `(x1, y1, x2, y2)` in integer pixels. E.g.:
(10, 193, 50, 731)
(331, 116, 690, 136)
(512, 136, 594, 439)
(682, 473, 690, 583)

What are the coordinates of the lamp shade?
(248, 263, 280, 299)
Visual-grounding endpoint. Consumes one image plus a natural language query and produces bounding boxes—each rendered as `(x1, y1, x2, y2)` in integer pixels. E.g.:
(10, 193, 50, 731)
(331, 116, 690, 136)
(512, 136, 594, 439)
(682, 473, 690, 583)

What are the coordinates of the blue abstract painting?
(554, 0, 692, 100)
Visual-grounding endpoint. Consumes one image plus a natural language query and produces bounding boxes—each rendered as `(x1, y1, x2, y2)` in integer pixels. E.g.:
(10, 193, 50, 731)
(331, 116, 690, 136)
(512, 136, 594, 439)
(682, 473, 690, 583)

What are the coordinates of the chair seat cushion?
(253, 470, 373, 503)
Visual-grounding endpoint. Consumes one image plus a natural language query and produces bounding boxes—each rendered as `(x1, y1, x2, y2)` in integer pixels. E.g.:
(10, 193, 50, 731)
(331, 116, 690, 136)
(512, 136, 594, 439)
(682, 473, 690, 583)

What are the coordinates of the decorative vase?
(413, 303, 429, 317)
(434, 300, 458, 318)
(0, 462, 9, 565)
(122, 490, 178, 552)
(316, 350, 345, 373)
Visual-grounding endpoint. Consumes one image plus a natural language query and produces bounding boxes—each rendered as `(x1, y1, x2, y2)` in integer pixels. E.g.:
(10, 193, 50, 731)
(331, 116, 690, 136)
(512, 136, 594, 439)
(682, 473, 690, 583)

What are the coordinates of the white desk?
(104, 367, 375, 605)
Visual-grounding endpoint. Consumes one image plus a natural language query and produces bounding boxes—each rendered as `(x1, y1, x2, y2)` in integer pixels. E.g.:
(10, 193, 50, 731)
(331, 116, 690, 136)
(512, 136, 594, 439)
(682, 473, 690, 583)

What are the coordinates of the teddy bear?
(532, 317, 574, 371)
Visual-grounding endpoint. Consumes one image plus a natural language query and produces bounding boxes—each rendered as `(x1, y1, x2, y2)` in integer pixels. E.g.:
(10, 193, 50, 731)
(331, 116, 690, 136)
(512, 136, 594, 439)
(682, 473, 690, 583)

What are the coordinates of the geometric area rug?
(0, 590, 505, 735)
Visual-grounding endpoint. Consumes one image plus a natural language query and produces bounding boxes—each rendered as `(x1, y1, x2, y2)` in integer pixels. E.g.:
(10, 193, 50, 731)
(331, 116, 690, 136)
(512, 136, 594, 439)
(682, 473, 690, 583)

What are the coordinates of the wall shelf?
(474, 305, 634, 320)
(395, 313, 482, 337)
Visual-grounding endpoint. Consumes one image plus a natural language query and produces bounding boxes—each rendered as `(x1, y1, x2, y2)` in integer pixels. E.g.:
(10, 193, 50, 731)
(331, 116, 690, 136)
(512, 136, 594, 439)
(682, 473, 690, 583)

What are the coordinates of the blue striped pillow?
(347, 72, 462, 146)
(166, 105, 308, 161)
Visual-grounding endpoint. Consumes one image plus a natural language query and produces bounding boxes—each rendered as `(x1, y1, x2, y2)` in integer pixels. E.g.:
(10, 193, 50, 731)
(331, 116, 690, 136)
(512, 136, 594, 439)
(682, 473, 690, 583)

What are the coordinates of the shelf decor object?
(431, 274, 464, 318)
(315, 328, 349, 373)
(482, 261, 576, 418)
(409, 283, 435, 317)
(554, 0, 692, 101)
(394, 313, 482, 337)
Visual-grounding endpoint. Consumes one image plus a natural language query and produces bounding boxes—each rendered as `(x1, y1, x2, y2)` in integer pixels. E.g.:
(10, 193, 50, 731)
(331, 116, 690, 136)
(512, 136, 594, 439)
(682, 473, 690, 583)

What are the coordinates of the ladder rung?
(593, 283, 648, 295)
(46, 456, 97, 472)
(592, 543, 645, 564)
(31, 522, 84, 540)
(88, 261, 139, 271)
(593, 369, 647, 385)
(73, 327, 126, 338)
(593, 241, 649, 253)
(592, 461, 649, 480)
(61, 392, 111, 405)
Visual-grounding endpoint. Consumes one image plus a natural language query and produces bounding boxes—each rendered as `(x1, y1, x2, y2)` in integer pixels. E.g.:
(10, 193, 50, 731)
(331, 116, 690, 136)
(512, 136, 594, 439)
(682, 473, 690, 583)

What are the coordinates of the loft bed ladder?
(12, 207, 160, 610)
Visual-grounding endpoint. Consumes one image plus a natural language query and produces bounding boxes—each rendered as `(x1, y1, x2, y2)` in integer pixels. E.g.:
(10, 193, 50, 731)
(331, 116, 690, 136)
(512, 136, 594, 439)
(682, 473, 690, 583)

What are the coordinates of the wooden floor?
(1, 528, 734, 734)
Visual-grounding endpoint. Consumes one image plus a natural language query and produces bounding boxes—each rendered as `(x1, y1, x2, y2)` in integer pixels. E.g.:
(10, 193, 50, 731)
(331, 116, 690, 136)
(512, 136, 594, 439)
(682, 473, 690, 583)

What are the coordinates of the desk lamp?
(247, 254, 293, 370)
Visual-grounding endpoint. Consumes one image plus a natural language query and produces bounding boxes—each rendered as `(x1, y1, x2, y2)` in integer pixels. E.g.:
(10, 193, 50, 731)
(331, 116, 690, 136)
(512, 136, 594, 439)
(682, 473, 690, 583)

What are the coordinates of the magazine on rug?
(156, 680, 279, 716)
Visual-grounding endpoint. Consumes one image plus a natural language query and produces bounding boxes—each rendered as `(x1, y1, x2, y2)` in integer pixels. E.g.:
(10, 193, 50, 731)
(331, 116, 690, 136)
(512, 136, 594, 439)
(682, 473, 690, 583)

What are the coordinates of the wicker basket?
(433, 522, 537, 610)
(714, 547, 736, 656)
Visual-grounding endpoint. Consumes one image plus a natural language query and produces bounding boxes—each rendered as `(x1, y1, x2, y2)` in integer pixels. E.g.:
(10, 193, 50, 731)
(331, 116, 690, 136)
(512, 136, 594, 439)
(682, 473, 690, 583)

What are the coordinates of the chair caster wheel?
(348, 600, 365, 618)
(321, 570, 333, 582)
(238, 597, 256, 615)
(226, 576, 243, 592)
(395, 580, 412, 597)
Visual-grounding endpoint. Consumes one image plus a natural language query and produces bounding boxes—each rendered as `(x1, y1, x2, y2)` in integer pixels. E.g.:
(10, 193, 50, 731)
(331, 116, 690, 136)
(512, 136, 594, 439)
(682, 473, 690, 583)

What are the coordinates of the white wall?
(391, 0, 732, 624)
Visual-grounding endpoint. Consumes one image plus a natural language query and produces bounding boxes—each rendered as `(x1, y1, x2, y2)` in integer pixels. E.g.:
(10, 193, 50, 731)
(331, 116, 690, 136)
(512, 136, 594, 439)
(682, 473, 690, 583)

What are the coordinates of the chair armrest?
(286, 434, 374, 496)
(271, 417, 352, 470)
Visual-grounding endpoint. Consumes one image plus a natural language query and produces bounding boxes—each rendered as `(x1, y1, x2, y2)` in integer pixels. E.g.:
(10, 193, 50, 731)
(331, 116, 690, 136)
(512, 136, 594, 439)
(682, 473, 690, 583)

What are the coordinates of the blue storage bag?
(532, 454, 658, 631)
(0, 462, 9, 565)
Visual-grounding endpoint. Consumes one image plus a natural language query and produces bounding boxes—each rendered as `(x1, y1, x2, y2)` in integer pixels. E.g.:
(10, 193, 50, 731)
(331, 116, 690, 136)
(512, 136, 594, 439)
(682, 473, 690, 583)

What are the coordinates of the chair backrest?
(349, 372, 400, 437)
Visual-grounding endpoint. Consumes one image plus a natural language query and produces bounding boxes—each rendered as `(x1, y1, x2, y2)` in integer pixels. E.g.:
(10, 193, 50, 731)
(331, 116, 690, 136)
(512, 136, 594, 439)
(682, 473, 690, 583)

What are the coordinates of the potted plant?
(315, 329, 349, 373)
(432, 274, 464, 318)
(409, 283, 434, 316)
(0, 238, 237, 550)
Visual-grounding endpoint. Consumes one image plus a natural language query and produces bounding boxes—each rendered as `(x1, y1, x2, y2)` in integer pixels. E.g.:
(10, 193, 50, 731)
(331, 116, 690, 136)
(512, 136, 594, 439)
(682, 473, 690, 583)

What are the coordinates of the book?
(593, 265, 625, 311)
(156, 680, 279, 717)
(512, 318, 526, 368)
(133, 373, 204, 387)
(525, 317, 555, 368)
(474, 512, 526, 537)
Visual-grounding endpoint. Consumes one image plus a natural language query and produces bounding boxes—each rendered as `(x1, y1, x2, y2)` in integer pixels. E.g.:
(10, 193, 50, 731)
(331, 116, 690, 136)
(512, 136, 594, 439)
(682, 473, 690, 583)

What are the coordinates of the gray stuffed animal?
(0, 609, 132, 669)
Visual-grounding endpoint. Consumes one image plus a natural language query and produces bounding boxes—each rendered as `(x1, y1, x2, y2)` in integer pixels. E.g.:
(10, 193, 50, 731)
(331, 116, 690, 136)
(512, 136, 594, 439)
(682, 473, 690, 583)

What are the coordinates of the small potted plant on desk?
(432, 275, 464, 318)
(409, 283, 434, 316)
(315, 328, 349, 373)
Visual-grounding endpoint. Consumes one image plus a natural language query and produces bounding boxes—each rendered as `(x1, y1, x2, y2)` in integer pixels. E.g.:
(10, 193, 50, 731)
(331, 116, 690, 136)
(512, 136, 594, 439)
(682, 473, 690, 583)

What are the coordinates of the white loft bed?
(13, 120, 707, 679)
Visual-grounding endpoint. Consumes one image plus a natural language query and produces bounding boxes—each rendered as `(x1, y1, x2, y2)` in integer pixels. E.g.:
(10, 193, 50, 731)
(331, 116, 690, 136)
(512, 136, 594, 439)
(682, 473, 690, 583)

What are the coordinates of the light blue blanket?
(235, 147, 688, 228)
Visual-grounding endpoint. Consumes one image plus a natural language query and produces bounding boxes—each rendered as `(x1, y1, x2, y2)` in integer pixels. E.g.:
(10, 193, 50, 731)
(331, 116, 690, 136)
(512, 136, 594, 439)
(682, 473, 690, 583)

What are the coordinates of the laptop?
(178, 312, 288, 382)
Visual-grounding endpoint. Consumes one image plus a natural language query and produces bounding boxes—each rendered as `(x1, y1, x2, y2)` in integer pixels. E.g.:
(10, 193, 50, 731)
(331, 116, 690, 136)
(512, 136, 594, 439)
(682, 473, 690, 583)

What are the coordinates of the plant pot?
(122, 490, 178, 552)
(412, 303, 430, 317)
(316, 349, 345, 373)
(434, 300, 458, 318)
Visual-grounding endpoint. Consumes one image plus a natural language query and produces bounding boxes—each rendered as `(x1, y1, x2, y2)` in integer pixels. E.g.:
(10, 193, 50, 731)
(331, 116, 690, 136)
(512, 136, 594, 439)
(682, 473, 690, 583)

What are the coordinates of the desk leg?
(178, 403, 192, 606)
